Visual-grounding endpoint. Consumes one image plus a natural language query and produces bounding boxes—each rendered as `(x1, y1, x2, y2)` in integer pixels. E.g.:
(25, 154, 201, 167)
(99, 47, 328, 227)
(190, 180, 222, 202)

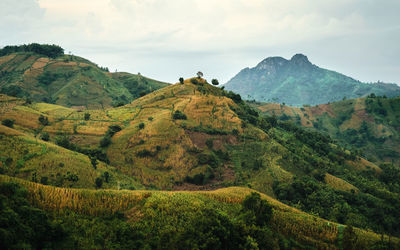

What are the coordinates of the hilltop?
(0, 44, 169, 109)
(1, 76, 400, 241)
(224, 54, 400, 106)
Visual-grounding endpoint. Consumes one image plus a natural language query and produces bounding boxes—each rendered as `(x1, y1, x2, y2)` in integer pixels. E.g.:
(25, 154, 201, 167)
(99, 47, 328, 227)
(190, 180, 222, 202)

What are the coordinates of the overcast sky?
(1, 0, 399, 84)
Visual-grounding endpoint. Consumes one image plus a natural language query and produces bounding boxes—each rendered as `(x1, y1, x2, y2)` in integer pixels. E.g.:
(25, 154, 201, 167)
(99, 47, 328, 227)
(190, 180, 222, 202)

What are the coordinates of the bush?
(172, 110, 187, 120)
(205, 138, 213, 149)
(242, 192, 273, 227)
(38, 115, 49, 126)
(100, 136, 111, 147)
(40, 176, 48, 185)
(102, 171, 110, 183)
(41, 132, 50, 141)
(2, 119, 14, 128)
(95, 177, 103, 188)
(84, 113, 90, 121)
(190, 78, 199, 85)
(211, 79, 219, 86)
(179, 77, 184, 84)
(138, 122, 145, 130)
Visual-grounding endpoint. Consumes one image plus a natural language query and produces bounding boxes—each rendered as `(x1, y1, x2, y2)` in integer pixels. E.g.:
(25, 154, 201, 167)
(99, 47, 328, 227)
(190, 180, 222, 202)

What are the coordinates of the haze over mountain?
(225, 54, 400, 106)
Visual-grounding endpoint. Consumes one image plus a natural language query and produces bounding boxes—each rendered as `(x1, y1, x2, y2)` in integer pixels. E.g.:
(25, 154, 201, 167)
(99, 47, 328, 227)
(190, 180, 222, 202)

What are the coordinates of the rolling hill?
(1, 175, 398, 249)
(251, 95, 400, 165)
(0, 44, 169, 109)
(1, 76, 400, 245)
(224, 54, 400, 106)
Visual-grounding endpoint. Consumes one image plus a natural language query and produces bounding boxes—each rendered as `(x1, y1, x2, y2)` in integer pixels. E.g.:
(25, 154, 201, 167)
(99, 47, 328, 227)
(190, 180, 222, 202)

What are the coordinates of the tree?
(197, 71, 203, 78)
(2, 119, 14, 128)
(138, 122, 145, 130)
(179, 77, 184, 84)
(41, 132, 50, 141)
(172, 110, 187, 120)
(38, 115, 49, 126)
(84, 113, 90, 121)
(211, 79, 219, 86)
(242, 192, 273, 227)
(95, 177, 103, 188)
(102, 171, 110, 183)
(90, 157, 98, 169)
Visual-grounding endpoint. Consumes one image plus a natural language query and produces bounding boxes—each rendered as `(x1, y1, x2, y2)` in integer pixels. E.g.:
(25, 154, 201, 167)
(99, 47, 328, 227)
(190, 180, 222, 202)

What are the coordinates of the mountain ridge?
(225, 54, 400, 106)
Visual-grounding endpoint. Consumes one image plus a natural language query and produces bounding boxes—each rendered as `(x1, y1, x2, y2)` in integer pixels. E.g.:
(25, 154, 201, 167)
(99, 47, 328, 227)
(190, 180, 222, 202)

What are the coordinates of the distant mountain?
(0, 44, 169, 109)
(225, 54, 400, 106)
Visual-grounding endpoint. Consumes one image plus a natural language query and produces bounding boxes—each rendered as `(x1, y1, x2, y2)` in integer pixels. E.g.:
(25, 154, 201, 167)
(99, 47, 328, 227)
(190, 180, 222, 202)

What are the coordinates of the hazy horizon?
(1, 0, 399, 85)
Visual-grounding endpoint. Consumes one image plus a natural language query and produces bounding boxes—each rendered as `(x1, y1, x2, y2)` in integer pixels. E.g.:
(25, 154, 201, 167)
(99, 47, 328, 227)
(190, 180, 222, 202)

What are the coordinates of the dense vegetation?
(1, 179, 315, 249)
(225, 54, 400, 106)
(0, 43, 64, 58)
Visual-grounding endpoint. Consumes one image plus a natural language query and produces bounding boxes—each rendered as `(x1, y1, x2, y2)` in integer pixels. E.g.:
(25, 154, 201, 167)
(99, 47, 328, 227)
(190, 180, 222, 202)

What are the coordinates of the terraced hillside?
(0, 44, 169, 108)
(252, 95, 400, 165)
(2, 78, 400, 240)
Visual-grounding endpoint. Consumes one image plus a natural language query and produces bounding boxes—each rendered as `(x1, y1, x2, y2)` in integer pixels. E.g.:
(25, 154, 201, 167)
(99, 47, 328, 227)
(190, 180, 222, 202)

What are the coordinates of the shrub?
(100, 136, 111, 148)
(102, 172, 110, 183)
(38, 115, 49, 126)
(138, 122, 145, 130)
(211, 79, 219, 85)
(41, 132, 50, 141)
(95, 177, 103, 188)
(40, 176, 48, 185)
(2, 119, 14, 128)
(84, 113, 90, 120)
(136, 149, 152, 157)
(205, 138, 213, 149)
(190, 78, 199, 85)
(172, 110, 187, 120)
(242, 192, 273, 227)
(179, 77, 184, 84)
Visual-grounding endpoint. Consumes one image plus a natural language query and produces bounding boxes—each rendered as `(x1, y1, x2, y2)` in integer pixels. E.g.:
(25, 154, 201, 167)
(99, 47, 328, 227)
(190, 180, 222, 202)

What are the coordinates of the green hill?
(252, 95, 400, 165)
(0, 44, 169, 109)
(1, 175, 398, 249)
(224, 54, 400, 106)
(1, 76, 400, 243)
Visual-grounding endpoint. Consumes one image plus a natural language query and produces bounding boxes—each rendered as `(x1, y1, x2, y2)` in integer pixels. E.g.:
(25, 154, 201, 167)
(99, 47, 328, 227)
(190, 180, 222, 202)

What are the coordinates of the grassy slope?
(0, 81, 380, 191)
(1, 174, 396, 249)
(0, 52, 169, 108)
(252, 96, 400, 164)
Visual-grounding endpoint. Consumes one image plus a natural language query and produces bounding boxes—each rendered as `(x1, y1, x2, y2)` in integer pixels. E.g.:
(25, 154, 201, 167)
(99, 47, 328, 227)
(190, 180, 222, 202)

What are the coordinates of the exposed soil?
(185, 130, 238, 151)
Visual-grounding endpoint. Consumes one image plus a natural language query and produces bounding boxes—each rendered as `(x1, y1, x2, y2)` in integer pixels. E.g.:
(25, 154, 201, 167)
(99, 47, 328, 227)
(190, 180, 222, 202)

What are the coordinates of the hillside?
(252, 95, 400, 165)
(1, 77, 400, 241)
(1, 175, 398, 249)
(224, 54, 400, 106)
(0, 44, 169, 109)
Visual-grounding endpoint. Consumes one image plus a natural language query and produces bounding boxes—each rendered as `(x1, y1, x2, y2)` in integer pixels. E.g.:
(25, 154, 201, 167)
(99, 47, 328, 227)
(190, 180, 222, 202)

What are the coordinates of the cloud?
(0, 0, 399, 84)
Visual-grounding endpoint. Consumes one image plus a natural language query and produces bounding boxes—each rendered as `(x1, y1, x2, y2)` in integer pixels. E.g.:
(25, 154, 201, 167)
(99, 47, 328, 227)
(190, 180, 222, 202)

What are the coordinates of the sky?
(1, 0, 399, 84)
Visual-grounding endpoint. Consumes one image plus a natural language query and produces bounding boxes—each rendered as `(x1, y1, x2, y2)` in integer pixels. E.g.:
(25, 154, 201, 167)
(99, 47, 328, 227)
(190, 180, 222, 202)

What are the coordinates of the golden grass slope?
(0, 175, 397, 249)
(0, 124, 141, 190)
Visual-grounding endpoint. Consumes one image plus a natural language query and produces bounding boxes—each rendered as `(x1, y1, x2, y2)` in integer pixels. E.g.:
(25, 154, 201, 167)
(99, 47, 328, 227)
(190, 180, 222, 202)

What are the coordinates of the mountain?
(224, 54, 400, 106)
(1, 77, 400, 245)
(251, 95, 400, 165)
(0, 44, 169, 109)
